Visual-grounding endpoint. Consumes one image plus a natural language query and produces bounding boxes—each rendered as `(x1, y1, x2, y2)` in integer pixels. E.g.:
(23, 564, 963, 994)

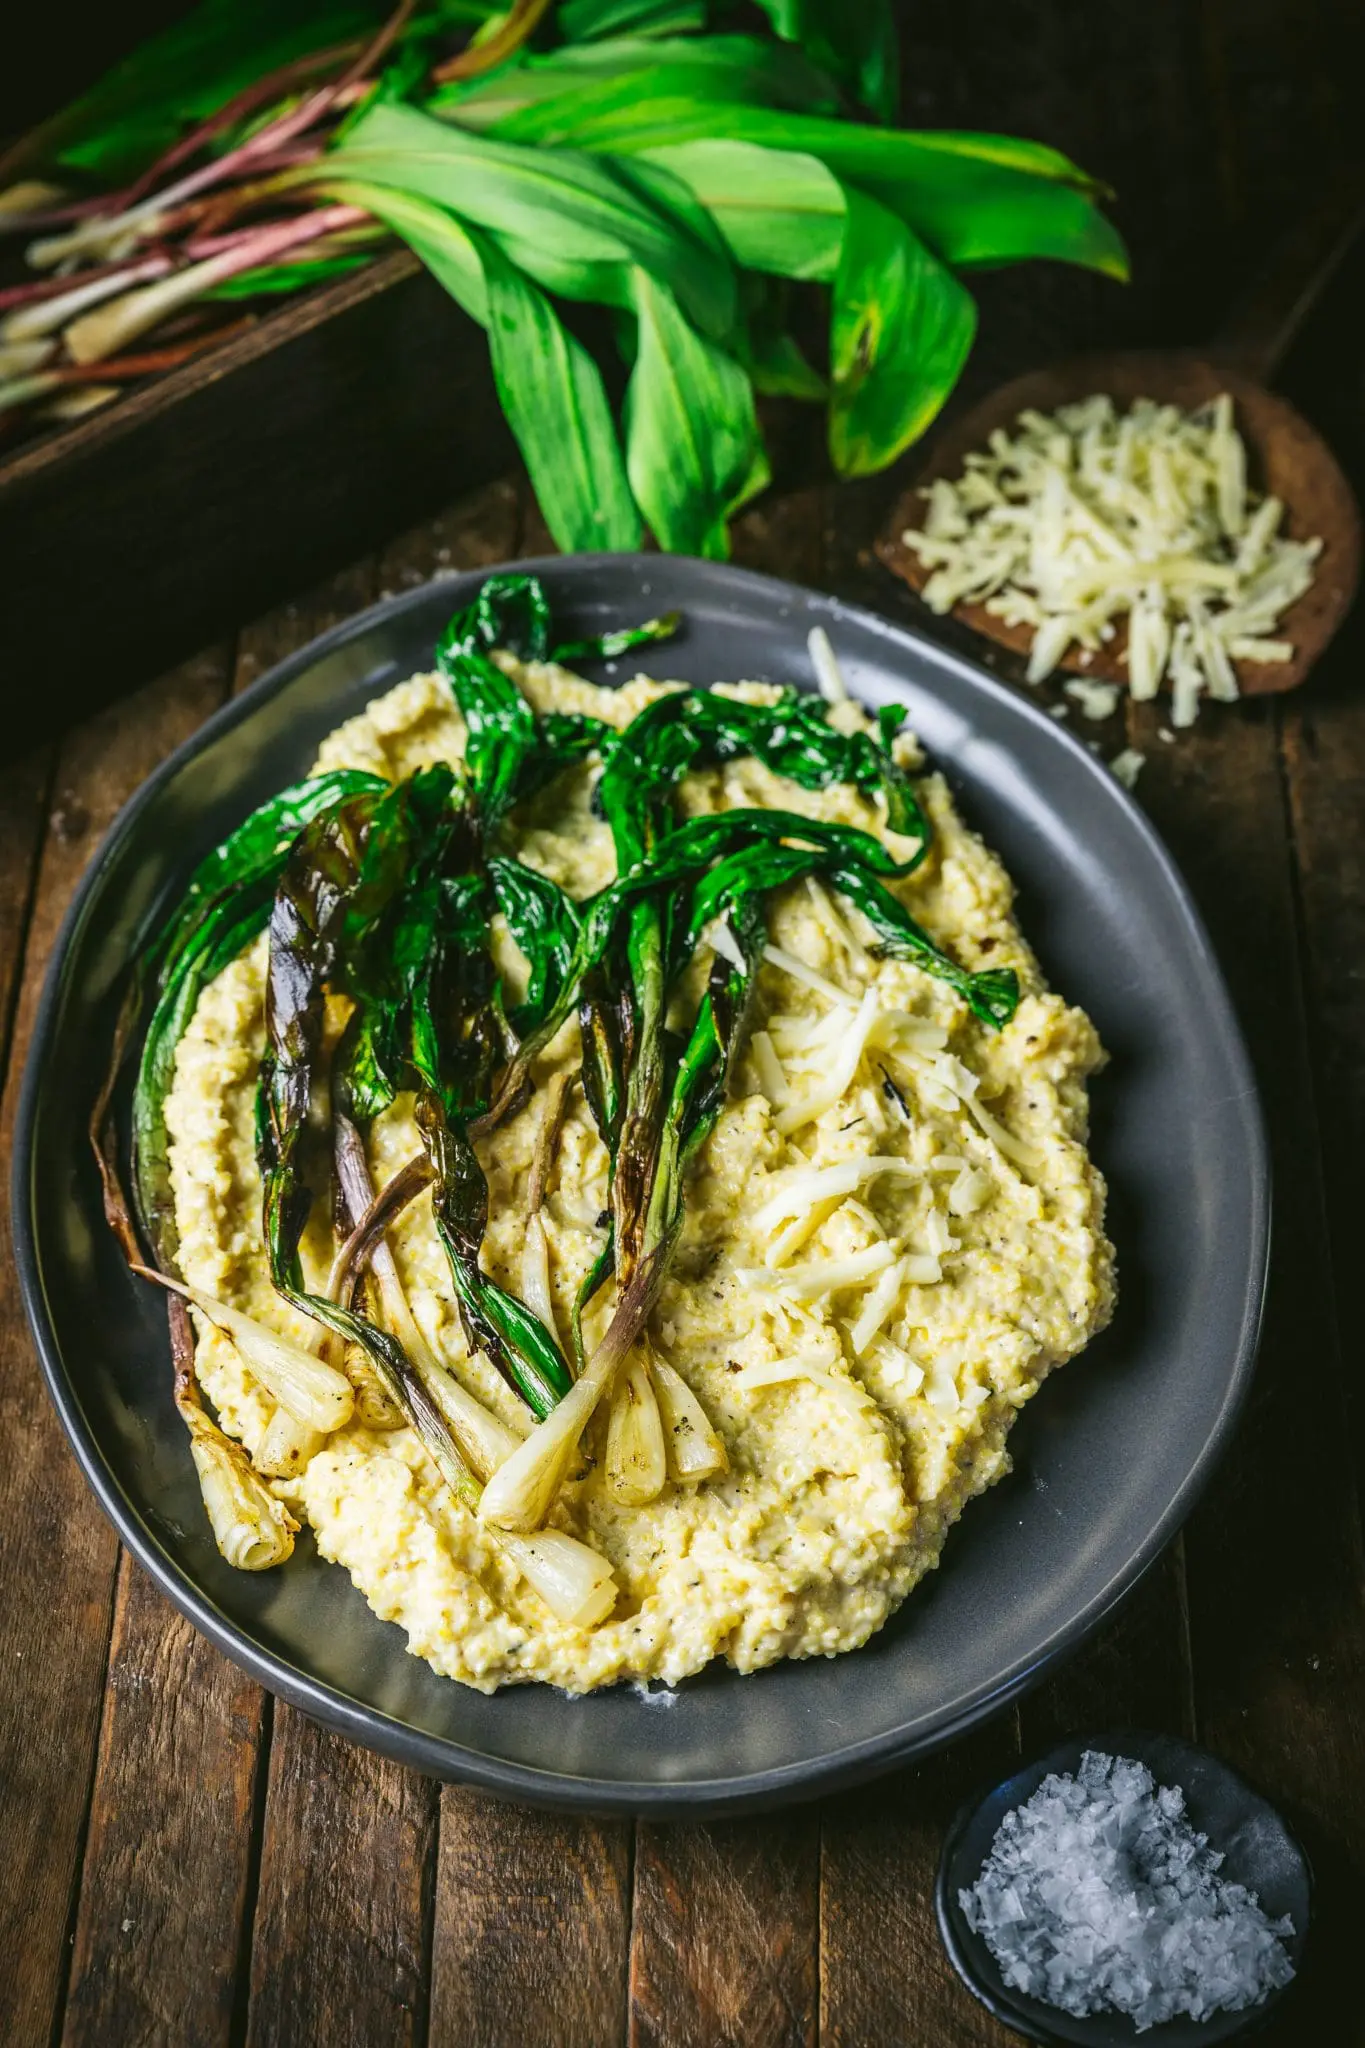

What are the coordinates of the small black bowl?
(936, 1730, 1312, 2046)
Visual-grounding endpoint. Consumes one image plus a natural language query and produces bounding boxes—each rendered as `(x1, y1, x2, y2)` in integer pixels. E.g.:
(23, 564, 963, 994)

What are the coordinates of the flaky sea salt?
(960, 1751, 1296, 2031)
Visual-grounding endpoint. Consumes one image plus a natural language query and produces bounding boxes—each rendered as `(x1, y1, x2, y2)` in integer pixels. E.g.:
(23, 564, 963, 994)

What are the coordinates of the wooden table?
(4, 5, 1365, 2042)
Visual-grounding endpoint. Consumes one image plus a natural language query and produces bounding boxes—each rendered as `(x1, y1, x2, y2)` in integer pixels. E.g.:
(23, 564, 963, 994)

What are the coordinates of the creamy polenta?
(164, 655, 1113, 1693)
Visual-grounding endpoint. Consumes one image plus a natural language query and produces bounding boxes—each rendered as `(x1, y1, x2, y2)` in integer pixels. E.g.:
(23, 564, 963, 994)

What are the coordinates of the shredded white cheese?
(901, 393, 1320, 726)
(807, 624, 849, 704)
(735, 1353, 873, 1417)
(1063, 677, 1121, 720)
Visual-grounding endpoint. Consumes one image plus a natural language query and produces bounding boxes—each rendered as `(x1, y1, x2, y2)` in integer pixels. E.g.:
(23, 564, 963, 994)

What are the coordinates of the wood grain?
(430, 1790, 631, 2048)
(1155, 19, 1365, 2035)
(1020, 1545, 1195, 1748)
(819, 1728, 1022, 2048)
(1131, 692, 1365, 2045)
(377, 476, 522, 589)
(1275, 685, 1365, 2048)
(60, 1557, 266, 2048)
(0, 750, 50, 1071)
(244, 1712, 438, 2048)
(0, 649, 228, 2047)
(630, 1816, 818, 2048)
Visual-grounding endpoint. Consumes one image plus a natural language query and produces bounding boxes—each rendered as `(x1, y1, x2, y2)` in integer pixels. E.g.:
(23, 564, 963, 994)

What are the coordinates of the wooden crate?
(0, 250, 518, 750)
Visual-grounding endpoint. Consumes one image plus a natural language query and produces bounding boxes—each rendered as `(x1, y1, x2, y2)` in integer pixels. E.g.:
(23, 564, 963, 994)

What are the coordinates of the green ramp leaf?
(37, 0, 387, 181)
(624, 268, 768, 559)
(477, 229, 640, 553)
(557, 0, 705, 39)
(501, 105, 1127, 279)
(829, 187, 977, 476)
(749, 0, 899, 121)
(434, 36, 839, 134)
(328, 100, 736, 337)
(320, 180, 490, 320)
(639, 138, 845, 280)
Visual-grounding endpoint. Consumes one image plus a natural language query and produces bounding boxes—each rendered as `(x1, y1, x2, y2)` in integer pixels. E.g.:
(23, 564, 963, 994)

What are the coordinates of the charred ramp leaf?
(434, 572, 616, 814)
(256, 773, 484, 1495)
(402, 858, 576, 1415)
(131, 767, 386, 1266)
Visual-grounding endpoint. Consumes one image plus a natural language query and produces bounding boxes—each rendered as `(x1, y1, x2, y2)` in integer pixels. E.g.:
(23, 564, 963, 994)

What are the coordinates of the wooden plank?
(60, 1557, 266, 2048)
(430, 1792, 631, 2048)
(1127, 692, 1365, 2045)
(1281, 682, 1365, 1484)
(244, 1715, 438, 2048)
(0, 751, 51, 1072)
(1158, 14, 1365, 2037)
(0, 647, 229, 2048)
(630, 1817, 817, 2048)
(733, 485, 824, 594)
(61, 558, 406, 2048)
(377, 476, 523, 589)
(819, 1730, 1021, 2048)
(1274, 688, 1365, 2048)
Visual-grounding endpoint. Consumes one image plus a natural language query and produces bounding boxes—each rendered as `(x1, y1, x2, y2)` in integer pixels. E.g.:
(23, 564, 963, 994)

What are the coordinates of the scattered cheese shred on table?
(902, 393, 1322, 727)
(960, 1750, 1296, 2031)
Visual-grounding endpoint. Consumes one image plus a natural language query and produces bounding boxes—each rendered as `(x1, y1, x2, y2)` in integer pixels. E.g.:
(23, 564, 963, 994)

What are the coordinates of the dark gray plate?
(12, 555, 1268, 1816)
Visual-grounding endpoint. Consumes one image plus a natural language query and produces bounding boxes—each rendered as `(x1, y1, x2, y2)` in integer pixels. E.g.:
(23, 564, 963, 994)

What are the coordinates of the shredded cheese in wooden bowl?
(900, 394, 1323, 727)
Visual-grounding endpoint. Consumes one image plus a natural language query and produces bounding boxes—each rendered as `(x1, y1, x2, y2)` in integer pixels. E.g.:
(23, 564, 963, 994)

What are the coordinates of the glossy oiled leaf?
(829, 187, 976, 476)
(477, 229, 640, 554)
(328, 101, 736, 338)
(130, 767, 386, 1261)
(624, 269, 768, 559)
(749, 0, 898, 120)
(639, 139, 844, 280)
(828, 863, 1019, 1025)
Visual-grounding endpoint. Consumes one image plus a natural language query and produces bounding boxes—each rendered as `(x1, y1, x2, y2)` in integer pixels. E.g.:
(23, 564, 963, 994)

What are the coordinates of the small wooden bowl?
(879, 352, 1361, 697)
